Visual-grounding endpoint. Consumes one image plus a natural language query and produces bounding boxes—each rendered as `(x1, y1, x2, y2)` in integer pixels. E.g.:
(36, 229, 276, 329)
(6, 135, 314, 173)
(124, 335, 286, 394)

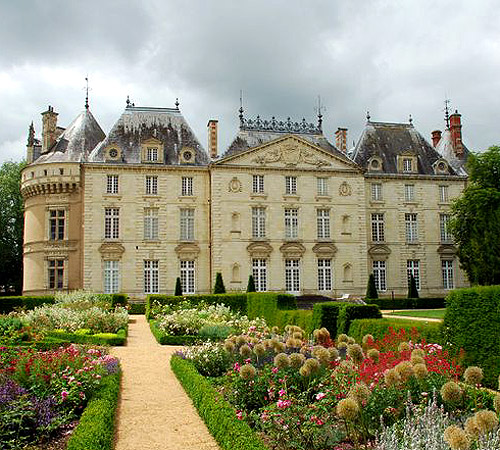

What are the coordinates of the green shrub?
(246, 275, 256, 293)
(0, 295, 55, 314)
(171, 356, 268, 450)
(443, 285, 500, 387)
(408, 274, 419, 299)
(274, 310, 313, 333)
(348, 318, 443, 343)
(110, 293, 128, 307)
(149, 320, 200, 345)
(175, 277, 183, 296)
(311, 302, 381, 337)
(45, 329, 127, 346)
(213, 272, 226, 294)
(246, 292, 296, 327)
(365, 297, 446, 310)
(198, 324, 233, 340)
(128, 302, 145, 315)
(366, 273, 378, 299)
(66, 372, 120, 450)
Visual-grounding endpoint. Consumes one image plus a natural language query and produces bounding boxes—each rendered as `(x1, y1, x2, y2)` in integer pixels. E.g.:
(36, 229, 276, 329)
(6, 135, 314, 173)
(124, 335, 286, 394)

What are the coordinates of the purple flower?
(31, 395, 58, 427)
(0, 378, 27, 405)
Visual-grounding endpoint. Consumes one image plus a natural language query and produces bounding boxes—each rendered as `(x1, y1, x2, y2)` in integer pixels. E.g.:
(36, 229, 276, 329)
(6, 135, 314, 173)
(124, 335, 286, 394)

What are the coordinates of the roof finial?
(366, 111, 371, 121)
(175, 98, 180, 109)
(408, 113, 413, 125)
(84, 76, 90, 110)
(126, 95, 131, 108)
(27, 121, 35, 146)
(317, 95, 324, 132)
(444, 97, 451, 129)
(239, 89, 245, 128)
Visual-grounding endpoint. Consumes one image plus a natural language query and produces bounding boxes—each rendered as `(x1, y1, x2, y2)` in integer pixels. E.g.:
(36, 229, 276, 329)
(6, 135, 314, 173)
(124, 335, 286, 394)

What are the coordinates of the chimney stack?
(449, 110, 463, 157)
(335, 127, 348, 153)
(207, 119, 218, 159)
(41, 105, 58, 153)
(431, 130, 442, 148)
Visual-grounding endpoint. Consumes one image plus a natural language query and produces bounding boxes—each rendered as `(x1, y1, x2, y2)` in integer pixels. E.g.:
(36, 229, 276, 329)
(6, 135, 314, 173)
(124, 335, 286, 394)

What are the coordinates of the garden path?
(381, 311, 442, 322)
(111, 315, 220, 450)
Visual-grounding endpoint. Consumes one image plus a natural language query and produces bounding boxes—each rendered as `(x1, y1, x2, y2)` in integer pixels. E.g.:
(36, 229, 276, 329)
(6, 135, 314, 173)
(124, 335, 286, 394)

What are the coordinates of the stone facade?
(21, 103, 469, 298)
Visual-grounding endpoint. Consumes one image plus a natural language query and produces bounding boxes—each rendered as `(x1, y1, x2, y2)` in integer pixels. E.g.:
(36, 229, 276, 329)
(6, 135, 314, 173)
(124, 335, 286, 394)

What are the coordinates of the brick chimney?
(335, 127, 348, 153)
(431, 130, 442, 148)
(207, 119, 218, 159)
(449, 110, 463, 156)
(41, 105, 58, 153)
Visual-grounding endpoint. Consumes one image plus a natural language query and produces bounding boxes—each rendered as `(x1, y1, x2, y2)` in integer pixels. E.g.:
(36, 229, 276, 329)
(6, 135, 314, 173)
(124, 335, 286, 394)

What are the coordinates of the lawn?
(385, 309, 445, 319)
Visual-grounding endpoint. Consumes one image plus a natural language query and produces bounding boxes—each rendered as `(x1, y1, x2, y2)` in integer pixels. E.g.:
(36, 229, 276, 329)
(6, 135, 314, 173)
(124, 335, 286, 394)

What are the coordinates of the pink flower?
(315, 418, 324, 426)
(233, 362, 240, 372)
(79, 392, 85, 399)
(236, 410, 243, 420)
(278, 388, 286, 397)
(272, 367, 278, 374)
(61, 390, 69, 401)
(277, 399, 291, 409)
(315, 392, 326, 400)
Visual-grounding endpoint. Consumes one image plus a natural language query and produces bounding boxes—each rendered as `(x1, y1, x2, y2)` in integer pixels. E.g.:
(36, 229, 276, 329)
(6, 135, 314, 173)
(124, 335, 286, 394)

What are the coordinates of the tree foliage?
(0, 160, 26, 294)
(449, 146, 500, 285)
(174, 277, 182, 296)
(246, 274, 256, 293)
(213, 272, 226, 294)
(407, 274, 419, 299)
(365, 273, 378, 299)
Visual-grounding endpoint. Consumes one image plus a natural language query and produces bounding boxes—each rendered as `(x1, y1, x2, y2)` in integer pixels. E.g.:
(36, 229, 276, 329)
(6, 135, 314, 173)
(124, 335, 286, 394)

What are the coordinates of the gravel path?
(111, 316, 220, 450)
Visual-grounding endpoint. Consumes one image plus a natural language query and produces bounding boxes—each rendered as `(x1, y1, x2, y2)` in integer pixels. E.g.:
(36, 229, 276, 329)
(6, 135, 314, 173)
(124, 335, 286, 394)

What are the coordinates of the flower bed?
(0, 344, 120, 449)
(175, 326, 500, 450)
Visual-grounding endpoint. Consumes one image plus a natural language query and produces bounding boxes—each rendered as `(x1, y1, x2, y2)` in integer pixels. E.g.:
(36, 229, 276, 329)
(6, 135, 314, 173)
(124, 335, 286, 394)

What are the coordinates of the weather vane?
(84, 76, 90, 110)
(444, 97, 451, 129)
(316, 95, 325, 131)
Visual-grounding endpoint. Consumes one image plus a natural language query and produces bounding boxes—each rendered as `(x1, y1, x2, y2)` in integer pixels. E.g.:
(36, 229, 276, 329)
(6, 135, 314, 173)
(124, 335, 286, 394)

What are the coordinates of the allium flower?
(494, 394, 500, 415)
(395, 360, 414, 381)
(273, 342, 285, 353)
(413, 363, 428, 379)
(224, 341, 235, 352)
(299, 365, 311, 377)
(348, 382, 371, 405)
(236, 335, 247, 346)
(473, 409, 499, 434)
(304, 357, 320, 373)
(464, 416, 480, 438)
(253, 343, 266, 357)
(312, 347, 330, 366)
(240, 364, 256, 380)
(337, 333, 349, 344)
(336, 398, 360, 420)
(362, 334, 374, 345)
(292, 331, 303, 340)
(411, 348, 425, 358)
(411, 354, 425, 365)
(384, 368, 401, 386)
(289, 352, 305, 368)
(347, 344, 364, 364)
(367, 348, 379, 363)
(329, 347, 339, 360)
(463, 366, 483, 386)
(398, 341, 411, 352)
(440, 381, 462, 405)
(239, 344, 252, 357)
(274, 353, 290, 369)
(444, 425, 470, 450)
(271, 326, 280, 334)
(337, 342, 348, 350)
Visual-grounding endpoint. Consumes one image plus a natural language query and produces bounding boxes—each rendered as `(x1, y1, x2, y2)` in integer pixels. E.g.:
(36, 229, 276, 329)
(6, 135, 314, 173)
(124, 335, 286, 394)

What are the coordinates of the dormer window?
(104, 146, 121, 161)
(433, 159, 449, 175)
(140, 138, 163, 163)
(403, 158, 413, 172)
(179, 147, 195, 164)
(397, 152, 417, 173)
(368, 156, 383, 172)
(147, 147, 158, 162)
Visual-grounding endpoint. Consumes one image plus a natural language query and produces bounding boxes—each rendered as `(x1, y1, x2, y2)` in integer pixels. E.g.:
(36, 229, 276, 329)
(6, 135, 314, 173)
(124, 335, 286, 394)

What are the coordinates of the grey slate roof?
(352, 121, 458, 175)
(89, 106, 209, 165)
(35, 109, 105, 164)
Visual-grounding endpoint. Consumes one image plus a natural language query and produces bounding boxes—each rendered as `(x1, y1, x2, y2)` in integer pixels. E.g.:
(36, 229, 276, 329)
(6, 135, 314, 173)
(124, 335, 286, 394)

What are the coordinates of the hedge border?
(128, 303, 145, 315)
(0, 295, 55, 314)
(149, 320, 200, 345)
(365, 297, 446, 310)
(46, 329, 127, 346)
(66, 372, 121, 450)
(171, 356, 268, 450)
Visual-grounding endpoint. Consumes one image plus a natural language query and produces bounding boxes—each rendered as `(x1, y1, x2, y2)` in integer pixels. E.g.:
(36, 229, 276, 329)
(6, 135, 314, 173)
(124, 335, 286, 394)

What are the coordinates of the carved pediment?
(279, 242, 306, 258)
(247, 241, 273, 258)
(253, 141, 331, 168)
(175, 243, 200, 259)
(437, 244, 457, 256)
(368, 245, 391, 260)
(312, 242, 338, 258)
(98, 242, 125, 259)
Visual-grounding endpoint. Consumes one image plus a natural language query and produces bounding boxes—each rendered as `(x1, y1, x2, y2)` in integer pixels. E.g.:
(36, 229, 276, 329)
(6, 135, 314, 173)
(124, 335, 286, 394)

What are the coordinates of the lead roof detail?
(89, 105, 209, 165)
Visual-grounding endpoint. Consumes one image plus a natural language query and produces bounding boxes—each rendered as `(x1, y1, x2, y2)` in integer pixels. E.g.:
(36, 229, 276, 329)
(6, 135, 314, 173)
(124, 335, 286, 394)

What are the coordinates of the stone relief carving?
(228, 177, 242, 193)
(339, 181, 352, 196)
(253, 142, 331, 168)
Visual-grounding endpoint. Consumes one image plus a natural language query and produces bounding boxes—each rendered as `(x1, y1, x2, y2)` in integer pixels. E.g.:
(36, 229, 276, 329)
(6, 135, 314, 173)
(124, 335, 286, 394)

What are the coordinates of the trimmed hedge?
(311, 302, 381, 337)
(348, 318, 443, 344)
(149, 320, 200, 345)
(66, 372, 121, 450)
(274, 310, 313, 333)
(46, 329, 127, 346)
(171, 356, 268, 450)
(110, 293, 128, 307)
(365, 297, 446, 310)
(247, 293, 297, 326)
(0, 295, 55, 314)
(443, 286, 500, 388)
(146, 293, 248, 320)
(128, 302, 145, 315)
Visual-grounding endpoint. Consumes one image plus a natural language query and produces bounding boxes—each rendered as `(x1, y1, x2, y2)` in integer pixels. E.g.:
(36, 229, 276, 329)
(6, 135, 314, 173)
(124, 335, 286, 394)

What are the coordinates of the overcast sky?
(1, 0, 499, 163)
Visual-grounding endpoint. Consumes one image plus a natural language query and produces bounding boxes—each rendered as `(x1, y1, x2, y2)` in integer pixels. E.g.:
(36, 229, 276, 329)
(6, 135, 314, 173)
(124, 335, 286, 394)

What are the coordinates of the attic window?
(434, 160, 449, 175)
(368, 156, 383, 171)
(403, 159, 413, 172)
(147, 147, 159, 162)
(180, 147, 195, 164)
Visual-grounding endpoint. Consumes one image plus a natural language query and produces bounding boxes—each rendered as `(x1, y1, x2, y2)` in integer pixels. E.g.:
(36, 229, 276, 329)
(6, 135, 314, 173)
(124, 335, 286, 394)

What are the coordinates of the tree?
(246, 274, 256, 292)
(0, 160, 25, 294)
(365, 273, 378, 299)
(449, 146, 500, 285)
(213, 272, 226, 294)
(174, 277, 182, 296)
(408, 274, 419, 299)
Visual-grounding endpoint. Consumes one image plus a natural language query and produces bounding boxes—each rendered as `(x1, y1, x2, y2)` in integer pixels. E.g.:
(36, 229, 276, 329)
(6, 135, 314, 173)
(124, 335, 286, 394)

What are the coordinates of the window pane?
(372, 260, 386, 291)
(252, 259, 267, 291)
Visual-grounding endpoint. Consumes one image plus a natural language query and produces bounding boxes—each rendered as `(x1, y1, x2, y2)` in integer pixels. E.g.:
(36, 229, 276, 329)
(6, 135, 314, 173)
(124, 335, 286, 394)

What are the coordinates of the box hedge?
(0, 295, 55, 314)
(149, 320, 200, 345)
(365, 297, 446, 310)
(311, 302, 381, 337)
(128, 302, 145, 315)
(348, 318, 443, 344)
(274, 310, 313, 333)
(171, 356, 268, 450)
(443, 286, 500, 388)
(66, 372, 121, 450)
(246, 292, 297, 326)
(110, 293, 128, 307)
(46, 328, 127, 346)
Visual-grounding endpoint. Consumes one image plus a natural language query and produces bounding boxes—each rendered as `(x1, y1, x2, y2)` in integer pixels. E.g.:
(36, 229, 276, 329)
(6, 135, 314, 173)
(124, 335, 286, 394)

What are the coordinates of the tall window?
(104, 260, 119, 294)
(285, 176, 297, 195)
(371, 183, 382, 201)
(180, 209, 195, 241)
(442, 260, 454, 290)
(317, 177, 328, 196)
(49, 210, 65, 240)
(144, 208, 159, 240)
(440, 214, 452, 243)
(182, 177, 193, 196)
(403, 158, 413, 172)
(404, 184, 415, 202)
(285, 259, 300, 293)
(180, 260, 195, 294)
(104, 208, 119, 239)
(371, 213, 385, 242)
(284, 208, 299, 239)
(407, 260, 420, 290)
(252, 259, 267, 292)
(316, 209, 330, 239)
(252, 207, 266, 238)
(144, 260, 159, 294)
(106, 175, 119, 194)
(145, 175, 158, 195)
(439, 185, 449, 203)
(147, 147, 158, 162)
(372, 261, 386, 291)
(317, 259, 332, 291)
(252, 175, 264, 194)
(405, 213, 418, 243)
(48, 259, 64, 289)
